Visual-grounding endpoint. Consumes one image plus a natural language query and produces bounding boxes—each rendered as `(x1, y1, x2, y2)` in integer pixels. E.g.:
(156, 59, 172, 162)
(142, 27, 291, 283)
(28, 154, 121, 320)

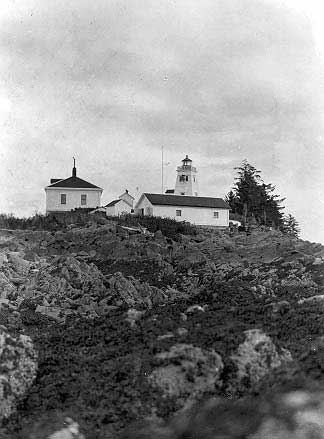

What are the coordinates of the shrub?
(106, 214, 198, 240)
(0, 211, 92, 231)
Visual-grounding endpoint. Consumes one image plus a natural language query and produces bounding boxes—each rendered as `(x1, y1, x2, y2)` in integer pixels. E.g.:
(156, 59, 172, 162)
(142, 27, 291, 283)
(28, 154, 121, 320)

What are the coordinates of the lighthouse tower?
(174, 155, 199, 196)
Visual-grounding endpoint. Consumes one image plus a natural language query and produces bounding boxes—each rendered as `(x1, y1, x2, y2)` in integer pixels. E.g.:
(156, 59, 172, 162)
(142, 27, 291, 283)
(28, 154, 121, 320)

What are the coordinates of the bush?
(0, 211, 93, 231)
(106, 214, 198, 240)
(0, 212, 198, 239)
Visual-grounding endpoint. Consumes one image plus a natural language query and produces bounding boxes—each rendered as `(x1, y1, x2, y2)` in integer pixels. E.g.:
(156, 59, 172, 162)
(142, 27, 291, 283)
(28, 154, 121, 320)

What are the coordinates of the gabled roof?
(105, 199, 121, 207)
(47, 176, 102, 190)
(141, 193, 230, 209)
(119, 191, 135, 200)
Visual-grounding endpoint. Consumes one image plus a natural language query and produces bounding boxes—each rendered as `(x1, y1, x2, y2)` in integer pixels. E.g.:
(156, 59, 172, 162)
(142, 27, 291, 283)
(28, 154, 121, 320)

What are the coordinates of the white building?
(45, 161, 103, 214)
(105, 190, 134, 216)
(135, 193, 230, 227)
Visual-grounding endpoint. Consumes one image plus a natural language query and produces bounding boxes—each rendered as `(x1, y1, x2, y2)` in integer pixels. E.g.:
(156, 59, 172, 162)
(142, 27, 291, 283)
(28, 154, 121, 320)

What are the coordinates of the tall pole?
(161, 145, 163, 193)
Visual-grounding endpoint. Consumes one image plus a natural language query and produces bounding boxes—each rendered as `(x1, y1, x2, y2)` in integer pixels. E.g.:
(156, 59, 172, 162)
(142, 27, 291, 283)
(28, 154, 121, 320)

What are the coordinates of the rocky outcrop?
(1, 225, 324, 437)
(0, 327, 37, 421)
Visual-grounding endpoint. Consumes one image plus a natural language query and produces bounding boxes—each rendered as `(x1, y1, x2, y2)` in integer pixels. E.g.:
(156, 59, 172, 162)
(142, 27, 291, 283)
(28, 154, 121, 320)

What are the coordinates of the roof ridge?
(46, 175, 102, 190)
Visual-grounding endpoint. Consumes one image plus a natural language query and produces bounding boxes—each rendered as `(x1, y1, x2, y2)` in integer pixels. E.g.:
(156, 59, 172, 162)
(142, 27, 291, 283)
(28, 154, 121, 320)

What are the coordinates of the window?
(193, 176, 196, 182)
(81, 194, 87, 205)
(214, 211, 219, 218)
(176, 210, 182, 216)
(179, 175, 186, 182)
(60, 194, 66, 205)
(181, 192, 185, 195)
(185, 175, 189, 181)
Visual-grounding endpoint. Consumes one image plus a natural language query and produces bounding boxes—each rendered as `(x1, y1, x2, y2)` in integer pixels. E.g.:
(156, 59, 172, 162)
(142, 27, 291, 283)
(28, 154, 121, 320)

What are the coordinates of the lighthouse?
(174, 155, 199, 196)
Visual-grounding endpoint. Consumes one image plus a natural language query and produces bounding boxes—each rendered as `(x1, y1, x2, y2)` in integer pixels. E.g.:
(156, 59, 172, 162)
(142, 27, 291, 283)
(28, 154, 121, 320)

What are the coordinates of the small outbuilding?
(134, 193, 230, 227)
(103, 190, 135, 216)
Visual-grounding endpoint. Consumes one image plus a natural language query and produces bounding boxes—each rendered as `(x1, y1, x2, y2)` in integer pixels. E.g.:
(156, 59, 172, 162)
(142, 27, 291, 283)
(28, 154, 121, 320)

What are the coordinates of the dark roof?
(47, 176, 102, 189)
(165, 189, 175, 194)
(143, 193, 230, 209)
(50, 178, 63, 184)
(105, 199, 121, 207)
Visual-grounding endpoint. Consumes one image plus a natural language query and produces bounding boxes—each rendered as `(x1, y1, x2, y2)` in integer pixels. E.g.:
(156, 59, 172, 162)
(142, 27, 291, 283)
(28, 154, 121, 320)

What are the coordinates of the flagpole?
(161, 145, 164, 193)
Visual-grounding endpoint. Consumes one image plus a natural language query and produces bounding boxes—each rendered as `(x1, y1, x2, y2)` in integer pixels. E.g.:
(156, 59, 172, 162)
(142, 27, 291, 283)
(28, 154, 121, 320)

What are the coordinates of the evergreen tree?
(281, 214, 300, 238)
(226, 160, 285, 227)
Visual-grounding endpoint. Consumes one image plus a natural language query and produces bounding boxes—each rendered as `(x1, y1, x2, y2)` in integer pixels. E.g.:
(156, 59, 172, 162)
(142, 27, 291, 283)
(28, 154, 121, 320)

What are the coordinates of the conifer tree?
(226, 160, 285, 227)
(281, 214, 300, 238)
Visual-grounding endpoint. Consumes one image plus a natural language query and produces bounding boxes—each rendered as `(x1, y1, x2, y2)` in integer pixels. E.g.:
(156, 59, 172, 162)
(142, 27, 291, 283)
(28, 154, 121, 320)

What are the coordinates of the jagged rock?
(176, 247, 207, 270)
(107, 272, 166, 309)
(0, 253, 8, 269)
(15, 255, 108, 319)
(7, 252, 31, 276)
(229, 329, 292, 393)
(0, 272, 15, 298)
(148, 344, 223, 412)
(0, 327, 37, 421)
(154, 230, 164, 239)
(280, 273, 316, 288)
(126, 308, 144, 327)
(185, 305, 205, 314)
(35, 305, 72, 323)
(177, 327, 188, 336)
(108, 273, 141, 308)
(264, 300, 291, 317)
(313, 257, 324, 265)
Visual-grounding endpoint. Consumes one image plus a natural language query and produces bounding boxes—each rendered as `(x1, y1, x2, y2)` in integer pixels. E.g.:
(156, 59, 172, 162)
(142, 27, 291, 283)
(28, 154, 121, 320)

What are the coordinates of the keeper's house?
(134, 193, 230, 227)
(45, 160, 103, 214)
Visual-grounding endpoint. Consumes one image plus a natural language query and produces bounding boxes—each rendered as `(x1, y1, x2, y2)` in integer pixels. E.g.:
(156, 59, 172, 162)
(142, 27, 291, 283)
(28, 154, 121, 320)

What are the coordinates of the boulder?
(0, 327, 38, 421)
(48, 417, 85, 439)
(229, 329, 292, 393)
(148, 343, 223, 412)
(17, 412, 85, 439)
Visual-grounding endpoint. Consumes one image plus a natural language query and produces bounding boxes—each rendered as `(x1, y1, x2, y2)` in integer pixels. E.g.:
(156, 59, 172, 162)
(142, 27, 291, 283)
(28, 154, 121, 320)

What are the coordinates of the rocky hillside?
(0, 220, 324, 438)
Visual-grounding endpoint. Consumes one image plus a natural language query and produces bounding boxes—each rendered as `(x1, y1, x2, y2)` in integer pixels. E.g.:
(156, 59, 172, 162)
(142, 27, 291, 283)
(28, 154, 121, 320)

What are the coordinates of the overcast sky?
(1, 0, 324, 242)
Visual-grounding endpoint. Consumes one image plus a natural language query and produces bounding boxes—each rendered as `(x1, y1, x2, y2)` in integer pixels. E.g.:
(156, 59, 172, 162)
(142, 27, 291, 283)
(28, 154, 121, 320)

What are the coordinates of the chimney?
(72, 157, 76, 177)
